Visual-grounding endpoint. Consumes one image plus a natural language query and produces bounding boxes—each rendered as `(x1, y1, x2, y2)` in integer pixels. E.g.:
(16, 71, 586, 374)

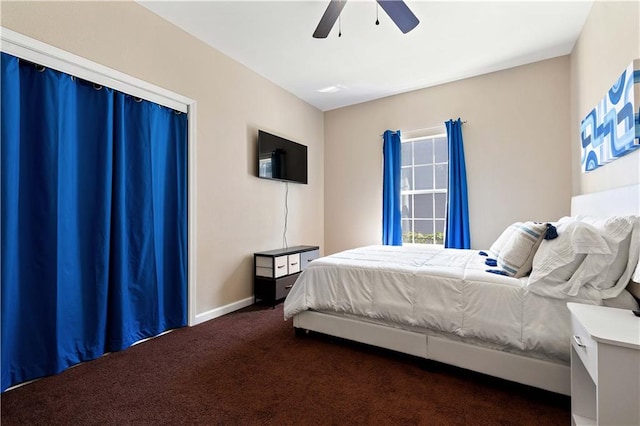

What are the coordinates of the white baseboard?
(193, 296, 255, 326)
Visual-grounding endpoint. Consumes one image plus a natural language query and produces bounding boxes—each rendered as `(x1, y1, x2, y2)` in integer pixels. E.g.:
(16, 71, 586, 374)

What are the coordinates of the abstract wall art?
(580, 59, 640, 172)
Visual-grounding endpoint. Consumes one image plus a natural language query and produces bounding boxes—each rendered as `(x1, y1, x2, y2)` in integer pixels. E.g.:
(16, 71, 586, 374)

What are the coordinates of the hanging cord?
(283, 182, 289, 249)
(376, 2, 380, 25)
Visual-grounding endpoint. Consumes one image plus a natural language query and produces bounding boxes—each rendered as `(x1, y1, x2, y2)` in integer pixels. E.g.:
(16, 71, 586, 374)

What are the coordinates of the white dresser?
(567, 302, 640, 426)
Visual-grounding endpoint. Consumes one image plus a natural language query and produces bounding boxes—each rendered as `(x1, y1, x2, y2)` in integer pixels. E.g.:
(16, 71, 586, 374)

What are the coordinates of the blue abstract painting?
(580, 59, 640, 172)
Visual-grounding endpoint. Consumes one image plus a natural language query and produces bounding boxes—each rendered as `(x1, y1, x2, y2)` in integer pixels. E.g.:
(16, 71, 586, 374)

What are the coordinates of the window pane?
(414, 139, 433, 165)
(435, 192, 447, 218)
(401, 194, 413, 218)
(415, 220, 434, 236)
(435, 164, 448, 190)
(414, 165, 433, 190)
(399, 135, 448, 246)
(435, 137, 448, 163)
(402, 219, 413, 243)
(435, 220, 445, 244)
(401, 168, 413, 191)
(414, 193, 433, 219)
(401, 142, 412, 166)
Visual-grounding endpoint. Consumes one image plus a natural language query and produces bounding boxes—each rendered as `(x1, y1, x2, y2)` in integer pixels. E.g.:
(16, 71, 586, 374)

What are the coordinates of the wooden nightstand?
(567, 302, 640, 425)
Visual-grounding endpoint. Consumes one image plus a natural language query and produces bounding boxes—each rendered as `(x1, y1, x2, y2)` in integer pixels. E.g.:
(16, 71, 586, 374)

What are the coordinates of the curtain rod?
(381, 120, 467, 137)
(405, 120, 467, 133)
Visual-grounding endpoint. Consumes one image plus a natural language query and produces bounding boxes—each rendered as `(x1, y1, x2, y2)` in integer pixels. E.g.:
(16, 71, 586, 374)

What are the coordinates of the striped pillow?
(497, 222, 549, 278)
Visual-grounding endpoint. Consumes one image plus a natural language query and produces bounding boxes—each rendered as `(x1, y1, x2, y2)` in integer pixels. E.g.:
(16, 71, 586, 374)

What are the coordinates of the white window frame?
(1, 27, 199, 326)
(401, 133, 448, 245)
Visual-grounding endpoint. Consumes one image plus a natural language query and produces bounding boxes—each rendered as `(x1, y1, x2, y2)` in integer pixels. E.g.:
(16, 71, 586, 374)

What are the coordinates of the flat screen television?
(257, 130, 308, 184)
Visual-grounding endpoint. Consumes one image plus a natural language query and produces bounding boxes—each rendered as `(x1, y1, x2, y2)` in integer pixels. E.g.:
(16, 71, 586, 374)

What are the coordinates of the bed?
(283, 184, 640, 396)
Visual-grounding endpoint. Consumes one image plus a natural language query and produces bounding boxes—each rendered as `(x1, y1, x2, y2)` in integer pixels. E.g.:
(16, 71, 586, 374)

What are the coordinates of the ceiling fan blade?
(313, 0, 348, 39)
(376, 0, 419, 34)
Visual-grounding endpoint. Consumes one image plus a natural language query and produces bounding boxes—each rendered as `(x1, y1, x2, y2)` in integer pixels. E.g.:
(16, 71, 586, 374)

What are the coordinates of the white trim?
(187, 103, 198, 326)
(401, 133, 446, 143)
(193, 297, 255, 326)
(131, 329, 174, 346)
(1, 27, 199, 327)
(0, 27, 189, 113)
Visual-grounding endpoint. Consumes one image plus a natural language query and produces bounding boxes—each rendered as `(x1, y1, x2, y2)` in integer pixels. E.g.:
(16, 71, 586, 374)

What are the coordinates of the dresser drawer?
(300, 249, 319, 270)
(275, 274, 298, 301)
(288, 254, 300, 274)
(273, 255, 288, 277)
(571, 313, 598, 383)
(255, 254, 289, 278)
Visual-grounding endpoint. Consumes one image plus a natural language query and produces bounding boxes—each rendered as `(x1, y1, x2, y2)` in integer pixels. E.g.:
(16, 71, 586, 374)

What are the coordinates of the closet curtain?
(444, 118, 470, 249)
(1, 52, 187, 392)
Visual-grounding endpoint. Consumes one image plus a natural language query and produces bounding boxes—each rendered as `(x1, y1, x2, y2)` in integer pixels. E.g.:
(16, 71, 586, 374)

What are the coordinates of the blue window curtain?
(444, 118, 470, 249)
(382, 130, 402, 245)
(1, 53, 187, 391)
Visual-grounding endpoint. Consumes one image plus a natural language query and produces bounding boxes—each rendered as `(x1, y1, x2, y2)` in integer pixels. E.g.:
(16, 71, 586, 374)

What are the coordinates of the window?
(401, 134, 448, 244)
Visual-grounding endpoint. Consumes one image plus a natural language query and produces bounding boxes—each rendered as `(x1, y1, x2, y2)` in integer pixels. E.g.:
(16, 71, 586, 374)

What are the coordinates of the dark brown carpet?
(1, 304, 569, 425)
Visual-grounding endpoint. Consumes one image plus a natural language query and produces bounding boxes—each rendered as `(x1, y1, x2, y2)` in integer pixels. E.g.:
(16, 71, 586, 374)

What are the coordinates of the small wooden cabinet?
(254, 245, 319, 307)
(567, 303, 640, 426)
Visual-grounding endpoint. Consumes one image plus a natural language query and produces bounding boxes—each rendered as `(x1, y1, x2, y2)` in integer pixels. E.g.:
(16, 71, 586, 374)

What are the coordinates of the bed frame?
(293, 183, 640, 396)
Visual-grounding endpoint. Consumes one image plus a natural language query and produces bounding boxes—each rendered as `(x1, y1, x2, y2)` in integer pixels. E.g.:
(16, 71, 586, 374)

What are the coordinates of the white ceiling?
(138, 0, 594, 111)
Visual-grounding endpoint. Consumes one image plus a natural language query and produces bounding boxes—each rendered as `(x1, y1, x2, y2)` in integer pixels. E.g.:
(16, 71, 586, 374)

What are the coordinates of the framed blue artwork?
(580, 59, 640, 172)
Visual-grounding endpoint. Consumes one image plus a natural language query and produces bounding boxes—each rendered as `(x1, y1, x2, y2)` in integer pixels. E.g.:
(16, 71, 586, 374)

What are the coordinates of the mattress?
(284, 245, 605, 363)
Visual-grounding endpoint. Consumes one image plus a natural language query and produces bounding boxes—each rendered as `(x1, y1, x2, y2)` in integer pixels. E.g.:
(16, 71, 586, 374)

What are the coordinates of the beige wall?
(570, 0, 640, 195)
(1, 1, 325, 316)
(325, 57, 572, 252)
(5, 0, 636, 316)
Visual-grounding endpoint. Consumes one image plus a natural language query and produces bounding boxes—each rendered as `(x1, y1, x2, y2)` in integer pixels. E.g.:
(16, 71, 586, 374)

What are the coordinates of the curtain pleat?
(444, 118, 470, 249)
(1, 52, 187, 391)
(382, 130, 402, 245)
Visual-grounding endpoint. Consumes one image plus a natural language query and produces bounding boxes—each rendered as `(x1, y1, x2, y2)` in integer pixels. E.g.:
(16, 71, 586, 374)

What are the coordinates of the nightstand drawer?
(300, 249, 319, 270)
(571, 313, 598, 383)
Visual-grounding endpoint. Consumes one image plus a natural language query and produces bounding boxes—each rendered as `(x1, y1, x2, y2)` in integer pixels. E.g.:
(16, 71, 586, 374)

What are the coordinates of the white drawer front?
(300, 249, 320, 270)
(274, 255, 288, 278)
(571, 314, 598, 383)
(288, 254, 301, 274)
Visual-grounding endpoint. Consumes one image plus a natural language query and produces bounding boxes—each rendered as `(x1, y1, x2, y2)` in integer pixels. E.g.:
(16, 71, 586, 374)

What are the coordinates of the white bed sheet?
(284, 245, 604, 363)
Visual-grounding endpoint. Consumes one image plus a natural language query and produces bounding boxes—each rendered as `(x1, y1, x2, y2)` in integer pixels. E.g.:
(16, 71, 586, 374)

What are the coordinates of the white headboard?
(571, 184, 640, 216)
(571, 184, 640, 299)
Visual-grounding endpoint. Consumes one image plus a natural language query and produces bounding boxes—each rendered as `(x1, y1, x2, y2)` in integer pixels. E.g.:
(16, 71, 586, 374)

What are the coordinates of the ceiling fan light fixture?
(317, 85, 343, 93)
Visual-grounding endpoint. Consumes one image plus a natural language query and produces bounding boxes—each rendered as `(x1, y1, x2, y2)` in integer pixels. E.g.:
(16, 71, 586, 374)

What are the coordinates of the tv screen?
(257, 130, 308, 184)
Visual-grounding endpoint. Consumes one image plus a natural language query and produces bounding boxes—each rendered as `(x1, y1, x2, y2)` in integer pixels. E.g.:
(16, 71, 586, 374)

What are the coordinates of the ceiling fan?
(313, 0, 420, 39)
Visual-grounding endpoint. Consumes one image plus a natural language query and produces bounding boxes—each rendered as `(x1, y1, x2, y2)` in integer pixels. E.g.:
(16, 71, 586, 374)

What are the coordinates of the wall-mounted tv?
(257, 130, 308, 184)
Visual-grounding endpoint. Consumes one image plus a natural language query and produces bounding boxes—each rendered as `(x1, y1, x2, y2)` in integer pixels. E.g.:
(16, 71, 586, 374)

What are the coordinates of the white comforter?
(284, 245, 602, 363)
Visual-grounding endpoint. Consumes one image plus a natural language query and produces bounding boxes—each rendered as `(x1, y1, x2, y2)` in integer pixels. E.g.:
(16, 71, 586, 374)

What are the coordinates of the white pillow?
(602, 290, 640, 310)
(497, 222, 550, 278)
(528, 220, 610, 287)
(576, 215, 637, 292)
(630, 248, 640, 300)
(489, 222, 521, 258)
